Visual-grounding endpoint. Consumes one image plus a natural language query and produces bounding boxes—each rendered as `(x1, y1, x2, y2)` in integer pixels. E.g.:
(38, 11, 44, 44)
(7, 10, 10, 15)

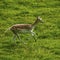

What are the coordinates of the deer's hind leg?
(11, 30, 20, 40)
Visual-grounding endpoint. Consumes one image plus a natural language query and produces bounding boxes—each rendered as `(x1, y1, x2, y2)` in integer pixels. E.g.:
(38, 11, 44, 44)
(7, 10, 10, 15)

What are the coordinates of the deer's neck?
(32, 19, 39, 28)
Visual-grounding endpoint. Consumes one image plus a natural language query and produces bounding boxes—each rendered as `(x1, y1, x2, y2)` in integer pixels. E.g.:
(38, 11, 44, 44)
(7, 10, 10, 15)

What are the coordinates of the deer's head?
(37, 16, 44, 23)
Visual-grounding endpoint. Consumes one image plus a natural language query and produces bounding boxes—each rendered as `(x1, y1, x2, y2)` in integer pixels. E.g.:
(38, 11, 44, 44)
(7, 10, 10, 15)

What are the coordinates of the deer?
(5, 16, 43, 41)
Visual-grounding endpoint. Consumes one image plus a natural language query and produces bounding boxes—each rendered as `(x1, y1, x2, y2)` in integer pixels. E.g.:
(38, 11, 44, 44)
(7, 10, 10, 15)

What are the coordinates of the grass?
(0, 0, 60, 60)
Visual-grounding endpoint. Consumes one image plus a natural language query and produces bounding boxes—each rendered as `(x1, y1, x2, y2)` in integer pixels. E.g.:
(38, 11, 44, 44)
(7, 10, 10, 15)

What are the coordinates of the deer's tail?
(5, 27, 11, 33)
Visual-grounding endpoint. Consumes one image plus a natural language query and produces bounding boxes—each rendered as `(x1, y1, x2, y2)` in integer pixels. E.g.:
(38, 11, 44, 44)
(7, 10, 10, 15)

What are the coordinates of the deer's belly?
(16, 29, 31, 33)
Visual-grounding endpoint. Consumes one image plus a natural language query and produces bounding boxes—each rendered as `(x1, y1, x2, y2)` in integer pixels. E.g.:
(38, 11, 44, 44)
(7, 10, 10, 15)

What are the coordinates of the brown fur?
(10, 24, 32, 30)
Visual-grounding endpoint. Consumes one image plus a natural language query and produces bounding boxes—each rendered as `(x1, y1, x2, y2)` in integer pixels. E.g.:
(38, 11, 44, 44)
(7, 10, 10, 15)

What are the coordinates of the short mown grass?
(0, 0, 60, 60)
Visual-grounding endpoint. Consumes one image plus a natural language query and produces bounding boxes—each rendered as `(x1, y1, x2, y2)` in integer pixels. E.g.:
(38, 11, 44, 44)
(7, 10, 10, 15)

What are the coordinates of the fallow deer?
(5, 16, 43, 41)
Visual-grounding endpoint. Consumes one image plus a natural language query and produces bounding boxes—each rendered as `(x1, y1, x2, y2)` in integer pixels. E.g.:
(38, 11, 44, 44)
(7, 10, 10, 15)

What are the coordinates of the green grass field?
(0, 0, 60, 60)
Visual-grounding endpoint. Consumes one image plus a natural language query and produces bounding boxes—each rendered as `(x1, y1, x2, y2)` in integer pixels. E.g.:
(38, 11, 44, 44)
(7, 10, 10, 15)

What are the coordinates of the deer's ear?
(37, 16, 40, 19)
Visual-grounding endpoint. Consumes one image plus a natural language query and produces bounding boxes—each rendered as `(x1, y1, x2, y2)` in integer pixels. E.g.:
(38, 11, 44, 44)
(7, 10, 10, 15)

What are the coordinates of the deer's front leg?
(31, 30, 36, 42)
